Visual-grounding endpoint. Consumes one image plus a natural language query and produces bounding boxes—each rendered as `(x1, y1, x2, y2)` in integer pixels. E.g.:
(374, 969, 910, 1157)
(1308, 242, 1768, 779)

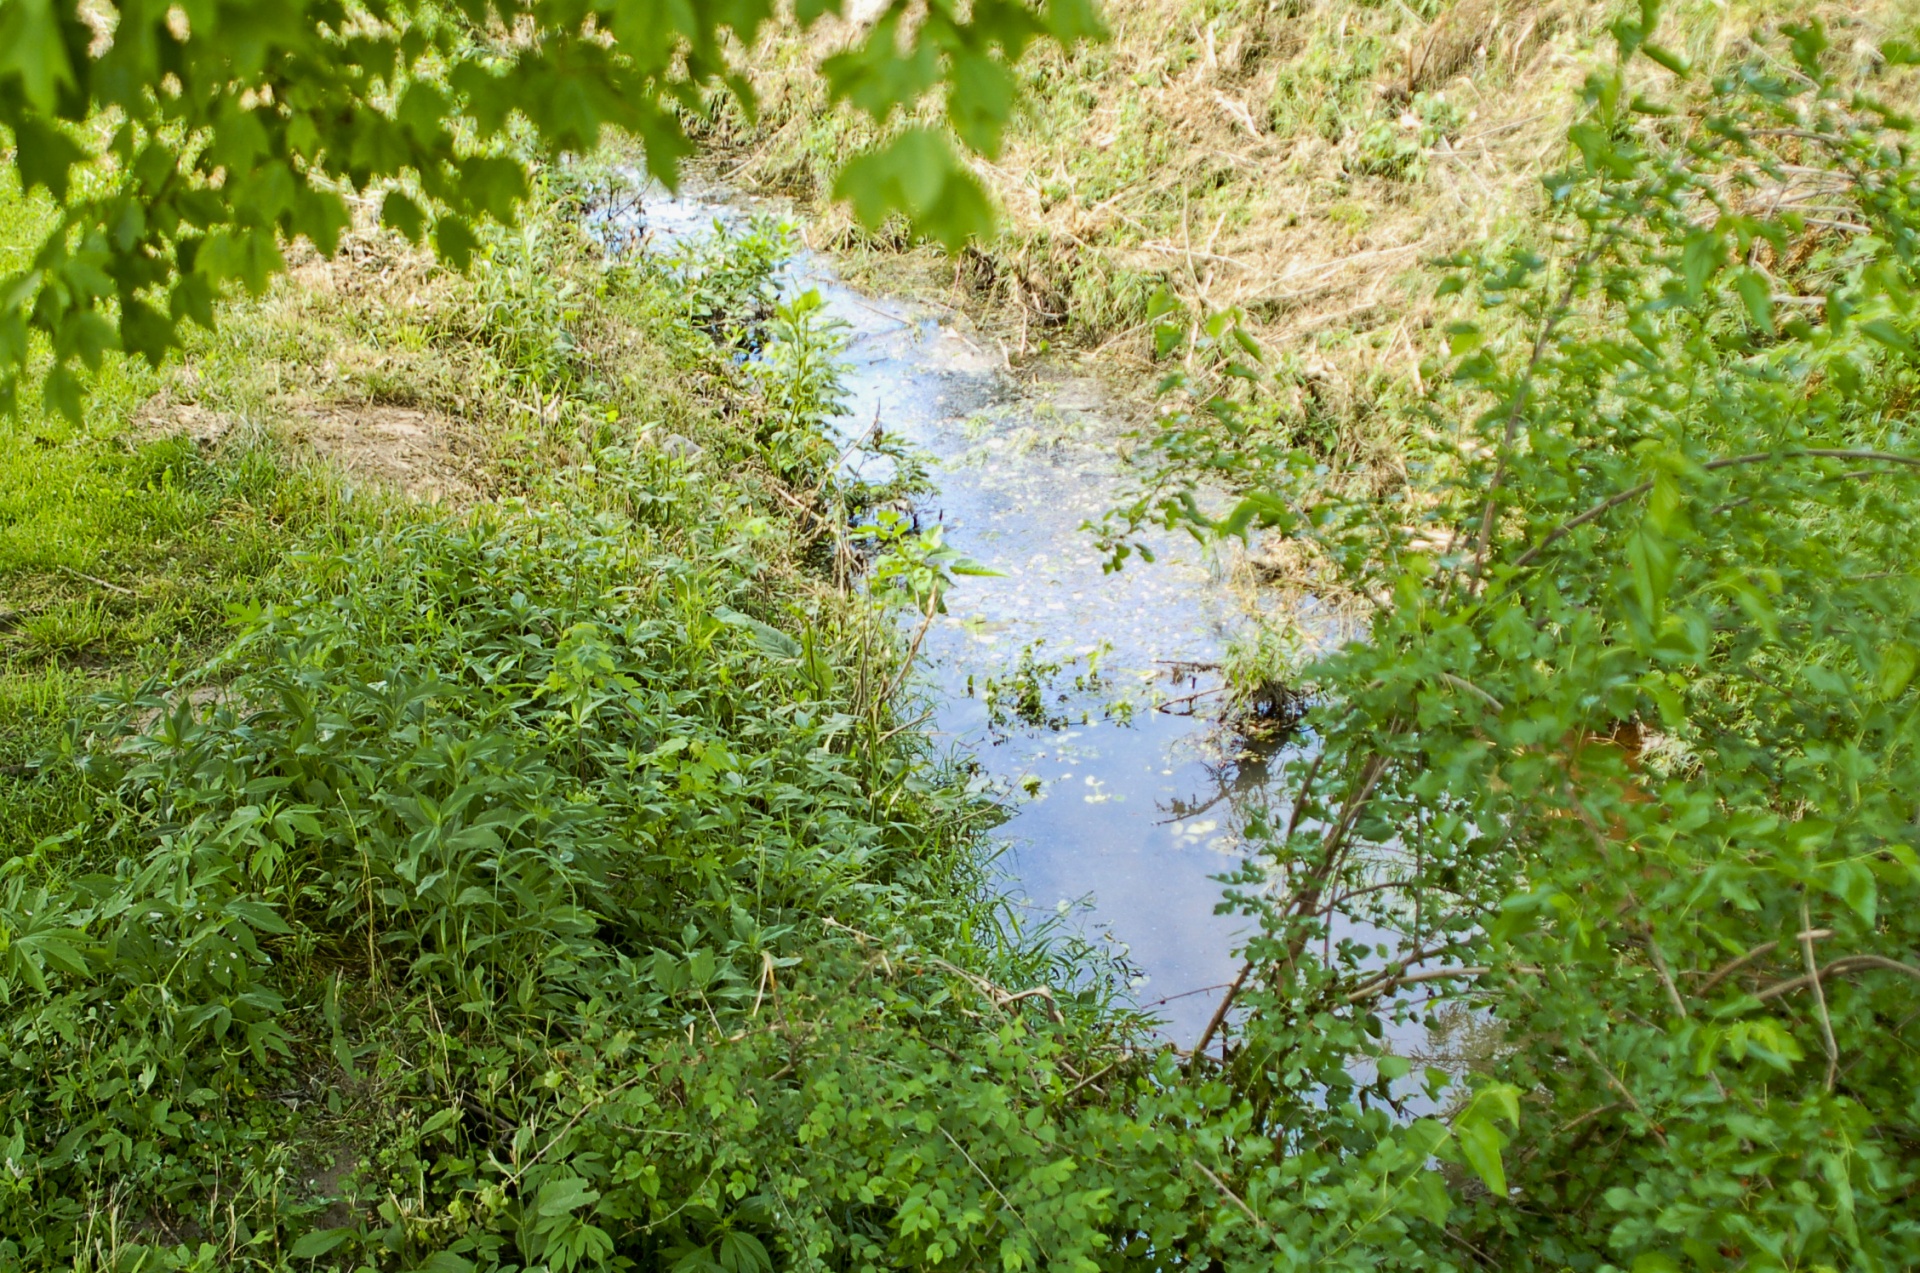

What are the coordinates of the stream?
(631, 188, 1290, 1043)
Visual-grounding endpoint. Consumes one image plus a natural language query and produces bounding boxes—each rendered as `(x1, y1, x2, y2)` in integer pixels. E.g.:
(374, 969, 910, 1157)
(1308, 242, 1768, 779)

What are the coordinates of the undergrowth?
(0, 164, 1140, 1271)
(7, 14, 1920, 1269)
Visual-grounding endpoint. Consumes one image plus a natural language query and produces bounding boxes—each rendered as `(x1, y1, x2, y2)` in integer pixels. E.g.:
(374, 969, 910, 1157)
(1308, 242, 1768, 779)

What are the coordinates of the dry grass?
(129, 196, 626, 503)
(712, 0, 1919, 474)
(136, 394, 484, 503)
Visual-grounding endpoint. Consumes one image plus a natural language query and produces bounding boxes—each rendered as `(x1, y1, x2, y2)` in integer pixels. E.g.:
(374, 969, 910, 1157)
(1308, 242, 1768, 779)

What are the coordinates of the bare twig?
(1799, 895, 1840, 1092)
(1190, 747, 1387, 1068)
(55, 564, 135, 596)
(1190, 1160, 1278, 1244)
(1573, 1039, 1668, 1146)
(1509, 448, 1920, 571)
(1639, 927, 1688, 1022)
(1062, 1050, 1135, 1099)
(942, 1127, 1047, 1254)
(1696, 929, 1831, 994)
(873, 590, 941, 706)
(1191, 960, 1255, 1070)
(1343, 961, 1543, 1004)
(1437, 672, 1504, 712)
(1190, 747, 1328, 1061)
(1155, 686, 1225, 714)
(1344, 966, 1490, 1003)
(923, 954, 1066, 1024)
(1756, 953, 1920, 1002)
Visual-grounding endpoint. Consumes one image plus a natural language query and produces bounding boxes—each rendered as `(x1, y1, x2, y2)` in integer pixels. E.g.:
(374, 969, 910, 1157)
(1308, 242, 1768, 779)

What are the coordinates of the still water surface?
(634, 189, 1288, 1041)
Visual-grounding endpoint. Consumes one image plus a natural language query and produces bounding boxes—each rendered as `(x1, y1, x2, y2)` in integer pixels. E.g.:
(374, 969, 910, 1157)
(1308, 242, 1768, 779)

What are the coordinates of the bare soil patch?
(137, 397, 482, 503)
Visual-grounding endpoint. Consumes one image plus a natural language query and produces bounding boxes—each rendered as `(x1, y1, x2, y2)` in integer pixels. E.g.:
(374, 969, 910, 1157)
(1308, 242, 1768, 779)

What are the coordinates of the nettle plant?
(0, 0, 1100, 419)
(1106, 14, 1920, 1270)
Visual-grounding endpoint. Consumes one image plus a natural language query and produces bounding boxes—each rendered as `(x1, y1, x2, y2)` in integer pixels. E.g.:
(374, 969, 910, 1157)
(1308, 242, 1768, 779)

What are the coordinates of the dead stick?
(1800, 894, 1840, 1092)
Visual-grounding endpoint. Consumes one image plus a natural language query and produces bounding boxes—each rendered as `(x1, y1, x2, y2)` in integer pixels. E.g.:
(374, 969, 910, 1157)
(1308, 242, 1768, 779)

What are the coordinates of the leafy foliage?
(0, 0, 1100, 421)
(1101, 13, 1920, 1268)
(9, 10, 1920, 1271)
(0, 420, 1118, 1271)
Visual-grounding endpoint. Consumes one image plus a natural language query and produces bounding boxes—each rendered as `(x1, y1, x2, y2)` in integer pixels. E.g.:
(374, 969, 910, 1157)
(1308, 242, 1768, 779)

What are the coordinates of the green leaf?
(1877, 641, 1917, 699)
(1569, 121, 1636, 178)
(718, 1231, 772, 1273)
(289, 1227, 354, 1259)
(12, 117, 87, 201)
(1786, 19, 1830, 73)
(1640, 43, 1690, 76)
(1681, 230, 1722, 300)
(822, 14, 940, 120)
(1478, 1082, 1521, 1128)
(1860, 318, 1914, 355)
(1826, 859, 1877, 926)
(227, 900, 294, 935)
(455, 155, 530, 222)
(419, 1106, 462, 1139)
(1734, 269, 1773, 333)
(0, 0, 75, 112)
(1453, 1083, 1520, 1198)
(1626, 523, 1677, 618)
(714, 607, 802, 659)
(16, 931, 90, 981)
(434, 216, 481, 271)
(119, 298, 176, 369)
(832, 128, 995, 251)
(42, 366, 82, 424)
(1458, 1116, 1508, 1197)
(535, 1176, 600, 1218)
(946, 52, 1019, 157)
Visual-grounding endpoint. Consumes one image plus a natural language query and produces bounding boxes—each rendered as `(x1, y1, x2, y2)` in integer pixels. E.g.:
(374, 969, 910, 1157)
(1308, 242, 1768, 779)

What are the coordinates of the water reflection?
(623, 183, 1297, 1043)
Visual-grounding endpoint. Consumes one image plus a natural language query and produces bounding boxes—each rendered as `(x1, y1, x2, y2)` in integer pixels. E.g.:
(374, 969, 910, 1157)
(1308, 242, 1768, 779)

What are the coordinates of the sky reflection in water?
(639, 190, 1288, 1042)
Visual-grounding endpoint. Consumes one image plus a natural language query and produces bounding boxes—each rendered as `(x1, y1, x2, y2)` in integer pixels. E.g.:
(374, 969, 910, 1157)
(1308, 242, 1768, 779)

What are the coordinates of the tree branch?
(1190, 1159, 1278, 1245)
(1508, 449, 1920, 571)
(1190, 747, 1325, 1062)
(1343, 960, 1543, 1004)
(1755, 953, 1920, 1002)
(1799, 895, 1839, 1092)
(1695, 929, 1831, 994)
(1190, 747, 1391, 1068)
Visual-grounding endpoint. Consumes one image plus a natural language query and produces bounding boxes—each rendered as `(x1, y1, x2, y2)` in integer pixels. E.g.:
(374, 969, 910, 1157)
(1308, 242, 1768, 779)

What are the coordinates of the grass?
(0, 161, 397, 844)
(709, 0, 1919, 490)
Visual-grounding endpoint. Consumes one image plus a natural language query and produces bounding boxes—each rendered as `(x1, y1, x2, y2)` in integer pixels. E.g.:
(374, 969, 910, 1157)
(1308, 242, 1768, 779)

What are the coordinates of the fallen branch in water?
(1155, 687, 1224, 714)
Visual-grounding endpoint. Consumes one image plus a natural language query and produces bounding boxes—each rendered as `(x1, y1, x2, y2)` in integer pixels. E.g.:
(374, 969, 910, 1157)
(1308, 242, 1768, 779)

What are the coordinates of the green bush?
(0, 473, 1135, 1269)
(1105, 16, 1920, 1268)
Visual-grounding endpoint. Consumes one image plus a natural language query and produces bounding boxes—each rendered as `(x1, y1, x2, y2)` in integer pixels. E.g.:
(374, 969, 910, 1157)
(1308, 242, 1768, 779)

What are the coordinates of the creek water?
(630, 188, 1291, 1043)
